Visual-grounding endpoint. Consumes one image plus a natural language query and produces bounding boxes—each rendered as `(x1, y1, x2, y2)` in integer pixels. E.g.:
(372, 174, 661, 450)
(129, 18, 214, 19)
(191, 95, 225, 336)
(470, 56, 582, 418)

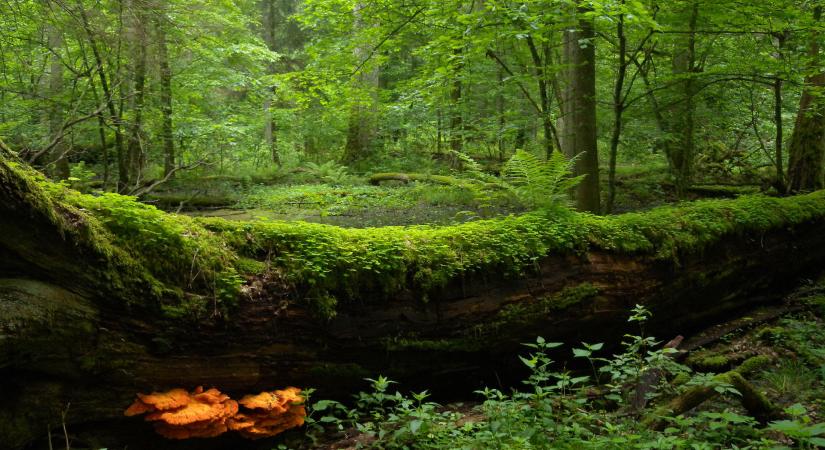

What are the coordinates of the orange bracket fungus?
(125, 386, 305, 440)
(229, 387, 307, 439)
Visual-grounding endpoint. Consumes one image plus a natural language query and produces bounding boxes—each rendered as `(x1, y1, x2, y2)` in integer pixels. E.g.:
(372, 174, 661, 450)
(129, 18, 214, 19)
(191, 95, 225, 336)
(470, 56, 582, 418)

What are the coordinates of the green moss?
(235, 257, 268, 275)
(756, 327, 786, 342)
(9, 149, 825, 320)
(686, 351, 730, 372)
(735, 355, 773, 376)
(383, 336, 485, 352)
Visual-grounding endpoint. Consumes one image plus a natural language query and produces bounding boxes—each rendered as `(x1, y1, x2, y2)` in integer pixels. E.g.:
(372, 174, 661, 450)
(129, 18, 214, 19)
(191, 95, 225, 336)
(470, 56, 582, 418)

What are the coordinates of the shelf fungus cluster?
(124, 386, 305, 440)
(229, 387, 307, 439)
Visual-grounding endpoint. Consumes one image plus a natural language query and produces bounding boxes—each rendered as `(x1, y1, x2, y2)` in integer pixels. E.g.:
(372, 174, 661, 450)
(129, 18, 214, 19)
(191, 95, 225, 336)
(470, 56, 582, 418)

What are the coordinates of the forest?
(2, 0, 825, 448)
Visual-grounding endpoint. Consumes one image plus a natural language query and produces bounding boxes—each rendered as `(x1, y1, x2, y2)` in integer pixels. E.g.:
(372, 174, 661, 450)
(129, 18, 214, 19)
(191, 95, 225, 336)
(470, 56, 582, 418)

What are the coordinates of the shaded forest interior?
(2, 0, 825, 449)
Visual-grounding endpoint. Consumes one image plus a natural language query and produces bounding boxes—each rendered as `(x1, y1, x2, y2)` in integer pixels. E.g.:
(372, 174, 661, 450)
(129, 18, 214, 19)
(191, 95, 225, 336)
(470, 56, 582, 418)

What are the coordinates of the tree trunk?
(526, 36, 554, 158)
(562, 7, 600, 213)
(606, 4, 627, 214)
(342, 2, 379, 163)
(156, 12, 175, 177)
(668, 0, 699, 198)
(449, 48, 463, 157)
(787, 7, 825, 193)
(78, 1, 127, 192)
(3, 152, 825, 448)
(772, 32, 787, 193)
(46, 23, 70, 180)
(126, 0, 148, 188)
(261, 0, 280, 165)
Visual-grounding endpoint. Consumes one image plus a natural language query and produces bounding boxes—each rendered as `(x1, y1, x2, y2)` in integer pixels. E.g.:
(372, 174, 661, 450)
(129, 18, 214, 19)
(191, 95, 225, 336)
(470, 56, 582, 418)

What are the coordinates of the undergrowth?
(298, 305, 825, 449)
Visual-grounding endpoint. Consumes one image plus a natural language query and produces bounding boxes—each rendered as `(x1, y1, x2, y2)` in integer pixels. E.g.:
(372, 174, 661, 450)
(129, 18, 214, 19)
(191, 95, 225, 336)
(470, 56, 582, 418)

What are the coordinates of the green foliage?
(302, 160, 356, 185)
(29, 158, 825, 319)
(500, 150, 584, 211)
(36, 174, 241, 318)
(303, 306, 823, 449)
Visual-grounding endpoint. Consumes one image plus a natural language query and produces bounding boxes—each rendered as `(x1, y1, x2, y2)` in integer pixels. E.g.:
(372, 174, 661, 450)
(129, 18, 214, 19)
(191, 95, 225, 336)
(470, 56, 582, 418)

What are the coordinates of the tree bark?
(607, 5, 627, 214)
(668, 0, 699, 198)
(156, 12, 175, 177)
(562, 6, 600, 213)
(449, 48, 464, 157)
(3, 153, 825, 448)
(77, 1, 127, 192)
(126, 0, 148, 188)
(46, 23, 70, 180)
(787, 7, 825, 192)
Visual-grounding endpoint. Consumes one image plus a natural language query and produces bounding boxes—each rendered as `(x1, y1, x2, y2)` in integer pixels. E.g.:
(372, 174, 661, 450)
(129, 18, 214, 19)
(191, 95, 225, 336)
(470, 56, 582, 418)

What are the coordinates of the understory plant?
(302, 306, 825, 449)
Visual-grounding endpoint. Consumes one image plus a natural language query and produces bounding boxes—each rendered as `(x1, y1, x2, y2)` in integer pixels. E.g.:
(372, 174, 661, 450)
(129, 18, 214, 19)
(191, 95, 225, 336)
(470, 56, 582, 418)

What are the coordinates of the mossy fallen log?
(643, 363, 783, 430)
(3, 150, 825, 449)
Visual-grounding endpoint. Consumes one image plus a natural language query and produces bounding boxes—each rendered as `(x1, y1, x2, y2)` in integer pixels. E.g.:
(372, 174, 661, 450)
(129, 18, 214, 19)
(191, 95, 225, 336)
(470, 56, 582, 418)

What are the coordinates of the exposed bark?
(561, 7, 600, 213)
(2, 153, 825, 448)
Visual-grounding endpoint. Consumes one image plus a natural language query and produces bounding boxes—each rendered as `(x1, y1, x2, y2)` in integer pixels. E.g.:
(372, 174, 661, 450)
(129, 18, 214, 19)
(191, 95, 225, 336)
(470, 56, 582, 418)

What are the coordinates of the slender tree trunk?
(787, 7, 825, 192)
(78, 1, 126, 191)
(774, 77, 785, 192)
(449, 48, 463, 155)
(261, 0, 280, 165)
(126, 0, 147, 188)
(562, 6, 600, 213)
(526, 36, 553, 158)
(497, 66, 505, 161)
(47, 24, 70, 180)
(155, 13, 175, 177)
(607, 5, 627, 214)
(436, 107, 443, 155)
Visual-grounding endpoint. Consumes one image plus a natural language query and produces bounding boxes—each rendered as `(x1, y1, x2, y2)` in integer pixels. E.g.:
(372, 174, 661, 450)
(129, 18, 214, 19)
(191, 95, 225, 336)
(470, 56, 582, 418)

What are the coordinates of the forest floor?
(292, 276, 825, 449)
(142, 164, 764, 227)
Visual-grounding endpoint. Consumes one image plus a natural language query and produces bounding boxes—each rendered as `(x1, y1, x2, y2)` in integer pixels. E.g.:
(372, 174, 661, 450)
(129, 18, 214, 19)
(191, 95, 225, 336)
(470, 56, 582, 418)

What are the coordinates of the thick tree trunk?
(561, 8, 600, 213)
(3, 152, 825, 449)
(787, 7, 825, 192)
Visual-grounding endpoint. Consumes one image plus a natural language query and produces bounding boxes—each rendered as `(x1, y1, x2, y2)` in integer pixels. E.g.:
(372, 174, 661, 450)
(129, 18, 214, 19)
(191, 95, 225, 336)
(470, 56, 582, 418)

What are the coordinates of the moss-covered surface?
(5, 153, 825, 319)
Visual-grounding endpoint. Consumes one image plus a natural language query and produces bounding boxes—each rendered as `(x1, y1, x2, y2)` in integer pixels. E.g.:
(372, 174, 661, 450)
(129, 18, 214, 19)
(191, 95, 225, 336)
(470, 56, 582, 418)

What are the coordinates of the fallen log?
(3, 151, 825, 449)
(643, 357, 782, 430)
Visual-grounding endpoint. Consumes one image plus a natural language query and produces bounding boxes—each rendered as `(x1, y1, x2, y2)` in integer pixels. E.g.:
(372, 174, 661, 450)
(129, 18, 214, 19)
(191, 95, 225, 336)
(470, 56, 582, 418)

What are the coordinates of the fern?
(304, 161, 351, 185)
(501, 150, 583, 211)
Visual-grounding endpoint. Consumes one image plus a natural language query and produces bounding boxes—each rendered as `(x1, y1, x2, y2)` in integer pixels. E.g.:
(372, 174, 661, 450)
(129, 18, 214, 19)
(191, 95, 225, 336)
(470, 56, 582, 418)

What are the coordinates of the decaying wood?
(2, 156, 825, 449)
(643, 369, 783, 430)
